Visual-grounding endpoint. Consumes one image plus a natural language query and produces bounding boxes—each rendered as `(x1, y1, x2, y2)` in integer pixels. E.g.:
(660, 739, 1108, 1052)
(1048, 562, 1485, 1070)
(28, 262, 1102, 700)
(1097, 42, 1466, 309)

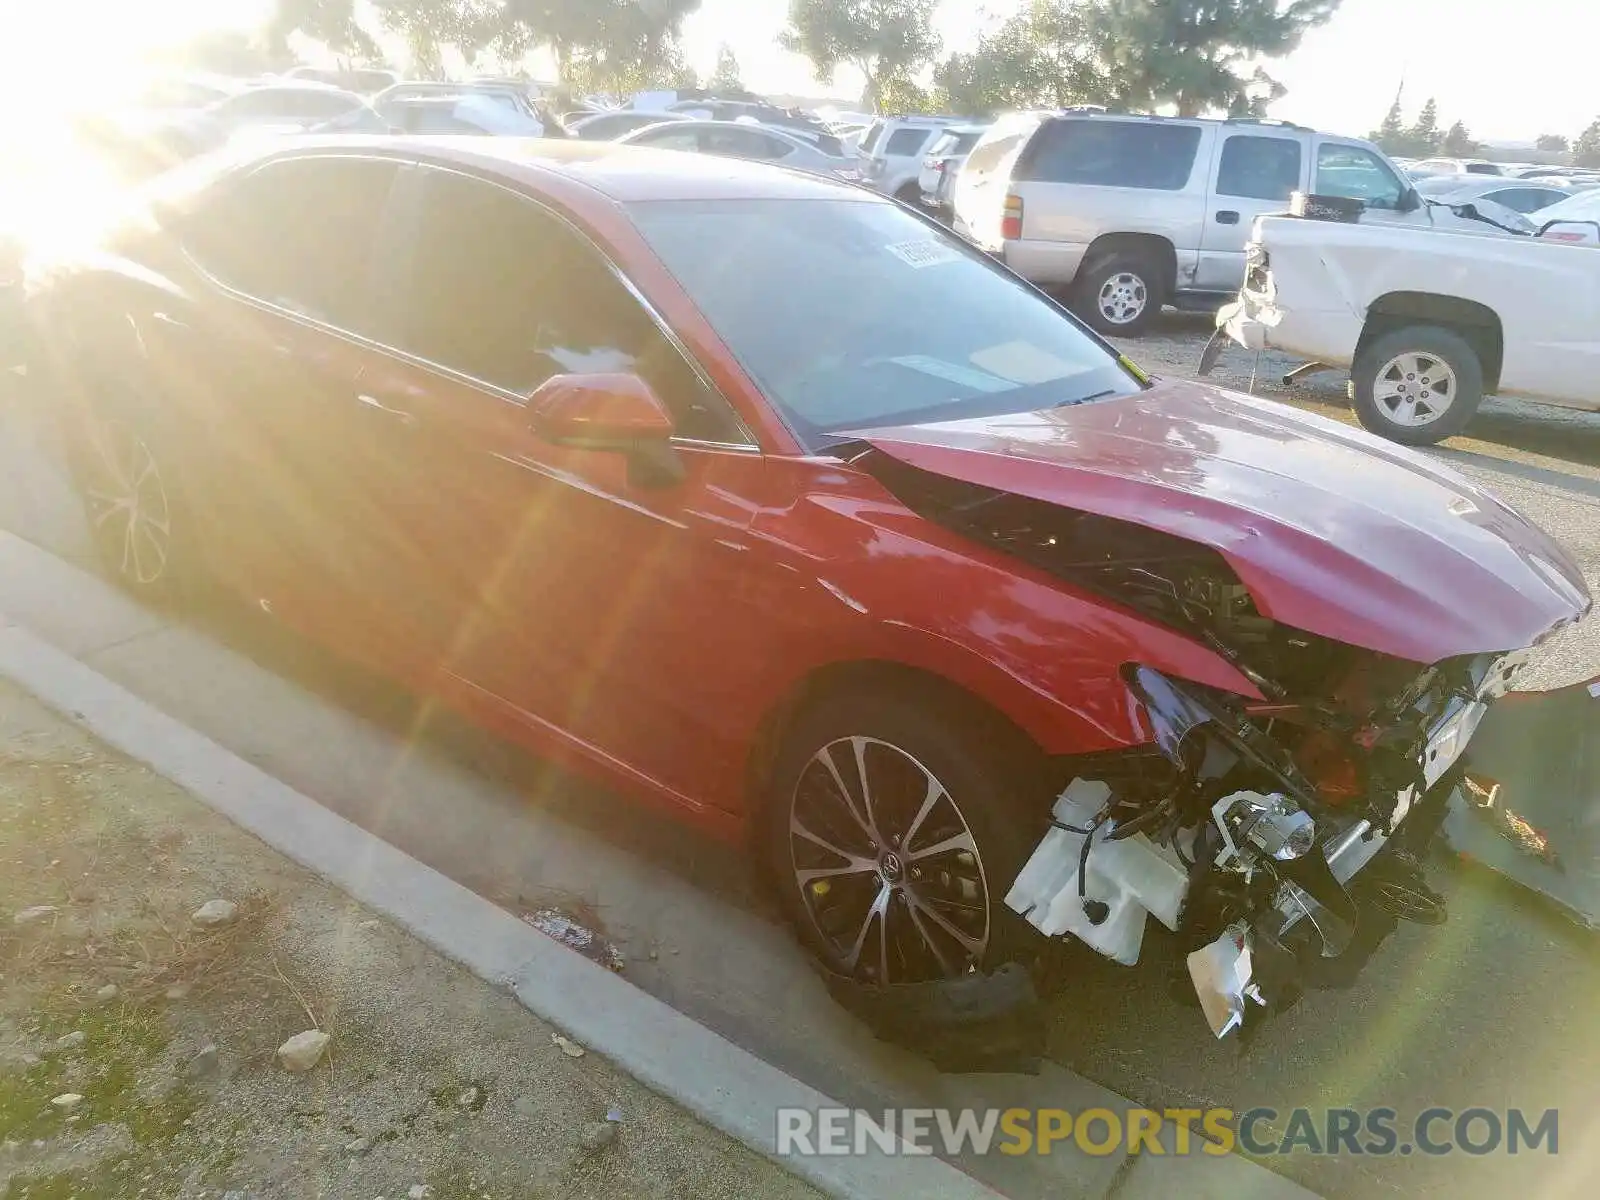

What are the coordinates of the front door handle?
(1215, 210, 1241, 225)
(356, 393, 418, 428)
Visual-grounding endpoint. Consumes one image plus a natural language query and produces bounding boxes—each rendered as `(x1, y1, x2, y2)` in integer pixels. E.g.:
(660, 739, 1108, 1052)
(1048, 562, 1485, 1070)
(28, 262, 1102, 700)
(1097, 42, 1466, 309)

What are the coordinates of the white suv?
(951, 112, 1423, 334)
(858, 115, 964, 203)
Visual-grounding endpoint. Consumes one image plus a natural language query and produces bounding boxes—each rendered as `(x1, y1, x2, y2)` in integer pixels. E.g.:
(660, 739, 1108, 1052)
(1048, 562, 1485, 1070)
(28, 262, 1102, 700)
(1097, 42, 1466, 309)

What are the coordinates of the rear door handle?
(1215, 210, 1241, 225)
(356, 393, 417, 427)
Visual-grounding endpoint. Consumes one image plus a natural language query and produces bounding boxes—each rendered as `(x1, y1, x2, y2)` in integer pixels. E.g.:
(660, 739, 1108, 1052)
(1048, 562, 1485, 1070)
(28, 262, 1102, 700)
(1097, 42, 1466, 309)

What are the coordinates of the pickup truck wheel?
(763, 689, 1042, 987)
(1073, 253, 1165, 336)
(1352, 326, 1483, 445)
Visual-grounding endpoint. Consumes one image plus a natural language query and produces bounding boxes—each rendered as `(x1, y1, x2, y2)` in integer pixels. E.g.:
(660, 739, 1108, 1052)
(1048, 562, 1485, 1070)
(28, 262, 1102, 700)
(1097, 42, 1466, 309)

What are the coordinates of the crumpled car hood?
(854, 379, 1590, 664)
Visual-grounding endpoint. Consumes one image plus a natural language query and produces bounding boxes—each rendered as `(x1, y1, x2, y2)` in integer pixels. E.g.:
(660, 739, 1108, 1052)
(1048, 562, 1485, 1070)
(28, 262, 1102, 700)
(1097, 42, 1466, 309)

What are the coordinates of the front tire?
(764, 688, 1043, 987)
(1072, 251, 1166, 336)
(1351, 325, 1484, 445)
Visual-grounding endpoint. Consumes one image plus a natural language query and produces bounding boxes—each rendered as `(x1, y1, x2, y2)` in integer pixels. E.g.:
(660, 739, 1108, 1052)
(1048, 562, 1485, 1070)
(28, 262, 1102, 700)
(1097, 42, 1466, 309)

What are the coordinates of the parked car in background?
(569, 109, 692, 140)
(618, 120, 859, 180)
(370, 80, 541, 122)
(1408, 157, 1507, 177)
(1204, 208, 1600, 442)
(25, 139, 1589, 1040)
(858, 115, 966, 202)
(311, 93, 547, 137)
(159, 83, 366, 157)
(1526, 187, 1600, 242)
(917, 124, 989, 215)
(283, 65, 399, 94)
(954, 111, 1444, 334)
(1413, 174, 1577, 213)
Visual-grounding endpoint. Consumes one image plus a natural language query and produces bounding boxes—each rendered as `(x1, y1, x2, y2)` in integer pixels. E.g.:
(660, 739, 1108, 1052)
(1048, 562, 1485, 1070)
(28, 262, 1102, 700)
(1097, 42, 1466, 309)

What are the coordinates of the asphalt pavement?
(2, 327, 1597, 1199)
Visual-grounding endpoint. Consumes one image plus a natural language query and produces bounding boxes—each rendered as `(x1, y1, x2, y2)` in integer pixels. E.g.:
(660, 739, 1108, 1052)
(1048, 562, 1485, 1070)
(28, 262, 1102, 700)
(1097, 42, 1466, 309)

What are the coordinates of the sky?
(2, 0, 1594, 145)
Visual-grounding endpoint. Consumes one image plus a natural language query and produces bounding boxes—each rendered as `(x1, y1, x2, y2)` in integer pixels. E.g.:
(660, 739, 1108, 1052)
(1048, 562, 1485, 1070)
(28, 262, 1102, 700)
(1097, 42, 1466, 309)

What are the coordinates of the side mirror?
(1398, 186, 1422, 213)
(1536, 220, 1600, 246)
(526, 372, 685, 487)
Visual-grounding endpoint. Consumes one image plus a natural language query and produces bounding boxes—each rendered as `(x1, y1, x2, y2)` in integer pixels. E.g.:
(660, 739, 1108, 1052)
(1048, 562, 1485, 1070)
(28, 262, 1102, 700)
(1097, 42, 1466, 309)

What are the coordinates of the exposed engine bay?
(861, 451, 1539, 1038)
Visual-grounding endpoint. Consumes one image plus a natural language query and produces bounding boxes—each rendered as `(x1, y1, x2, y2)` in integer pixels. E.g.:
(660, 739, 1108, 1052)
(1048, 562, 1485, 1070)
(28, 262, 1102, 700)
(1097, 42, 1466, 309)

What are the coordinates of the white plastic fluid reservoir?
(1005, 779, 1191, 966)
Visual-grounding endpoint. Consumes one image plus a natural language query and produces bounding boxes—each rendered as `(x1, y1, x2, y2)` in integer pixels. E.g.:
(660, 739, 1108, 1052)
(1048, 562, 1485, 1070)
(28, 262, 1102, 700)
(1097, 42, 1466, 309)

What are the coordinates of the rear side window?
(1023, 120, 1201, 190)
(392, 168, 746, 443)
(1216, 135, 1302, 201)
(885, 127, 932, 156)
(926, 132, 958, 157)
(185, 156, 398, 331)
(962, 131, 1026, 178)
(859, 120, 884, 153)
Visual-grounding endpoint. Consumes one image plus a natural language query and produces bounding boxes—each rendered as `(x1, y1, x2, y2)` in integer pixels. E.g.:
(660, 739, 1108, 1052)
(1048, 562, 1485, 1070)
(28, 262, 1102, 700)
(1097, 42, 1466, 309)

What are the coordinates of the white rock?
(408, 1187, 430, 1200)
(192, 899, 238, 927)
(12, 906, 57, 926)
(95, 984, 118, 1002)
(49, 1031, 87, 1055)
(277, 1029, 331, 1073)
(551, 1034, 585, 1058)
(50, 1093, 84, 1110)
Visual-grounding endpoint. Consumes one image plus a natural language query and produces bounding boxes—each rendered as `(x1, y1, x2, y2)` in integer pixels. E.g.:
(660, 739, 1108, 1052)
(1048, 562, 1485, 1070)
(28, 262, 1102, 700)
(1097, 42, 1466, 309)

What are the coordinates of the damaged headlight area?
(1009, 659, 1522, 1040)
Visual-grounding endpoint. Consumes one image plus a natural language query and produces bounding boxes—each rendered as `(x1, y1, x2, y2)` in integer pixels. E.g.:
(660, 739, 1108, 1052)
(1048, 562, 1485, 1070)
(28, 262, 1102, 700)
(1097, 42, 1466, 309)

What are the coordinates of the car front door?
(1195, 132, 1306, 291)
(349, 164, 776, 809)
(149, 153, 410, 655)
(1312, 139, 1417, 228)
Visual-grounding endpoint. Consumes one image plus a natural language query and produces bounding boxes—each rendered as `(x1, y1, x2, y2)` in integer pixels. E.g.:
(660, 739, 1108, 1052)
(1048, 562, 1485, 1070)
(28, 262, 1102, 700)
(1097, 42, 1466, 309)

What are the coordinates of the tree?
(1081, 0, 1342, 117)
(1369, 97, 1406, 153)
(371, 0, 496, 77)
(708, 43, 743, 92)
(1441, 120, 1478, 157)
(264, 0, 378, 62)
(932, 1, 1107, 117)
(1406, 97, 1441, 154)
(1536, 134, 1569, 153)
(492, 0, 702, 90)
(1575, 119, 1600, 170)
(780, 0, 940, 112)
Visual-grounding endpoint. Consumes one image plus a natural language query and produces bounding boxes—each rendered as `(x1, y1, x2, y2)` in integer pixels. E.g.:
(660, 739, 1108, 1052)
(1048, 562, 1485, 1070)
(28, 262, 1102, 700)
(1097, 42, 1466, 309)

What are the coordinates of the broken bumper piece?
(1444, 676, 1600, 928)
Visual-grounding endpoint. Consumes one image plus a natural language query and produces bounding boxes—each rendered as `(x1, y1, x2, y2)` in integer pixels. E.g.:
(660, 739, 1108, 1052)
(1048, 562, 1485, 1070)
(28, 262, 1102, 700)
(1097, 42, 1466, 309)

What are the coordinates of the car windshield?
(627, 197, 1141, 449)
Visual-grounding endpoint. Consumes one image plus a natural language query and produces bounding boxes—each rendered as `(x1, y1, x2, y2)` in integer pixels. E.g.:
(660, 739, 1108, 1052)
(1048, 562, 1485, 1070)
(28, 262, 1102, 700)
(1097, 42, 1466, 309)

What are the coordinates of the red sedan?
(27, 138, 1590, 1034)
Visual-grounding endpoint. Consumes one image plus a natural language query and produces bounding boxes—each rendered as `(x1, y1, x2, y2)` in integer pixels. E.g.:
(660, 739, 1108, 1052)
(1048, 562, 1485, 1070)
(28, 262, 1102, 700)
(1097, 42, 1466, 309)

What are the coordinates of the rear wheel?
(1072, 251, 1166, 336)
(1351, 325, 1484, 445)
(764, 689, 1043, 986)
(63, 385, 204, 608)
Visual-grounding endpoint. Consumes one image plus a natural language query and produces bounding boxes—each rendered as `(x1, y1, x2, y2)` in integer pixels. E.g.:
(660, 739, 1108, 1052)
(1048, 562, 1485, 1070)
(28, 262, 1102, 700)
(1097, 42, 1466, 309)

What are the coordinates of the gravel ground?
(0, 679, 821, 1200)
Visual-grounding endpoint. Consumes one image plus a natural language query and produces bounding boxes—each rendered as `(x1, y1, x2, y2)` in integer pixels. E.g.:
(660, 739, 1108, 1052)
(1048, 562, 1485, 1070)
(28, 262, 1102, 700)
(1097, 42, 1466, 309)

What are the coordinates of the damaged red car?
(27, 139, 1592, 1039)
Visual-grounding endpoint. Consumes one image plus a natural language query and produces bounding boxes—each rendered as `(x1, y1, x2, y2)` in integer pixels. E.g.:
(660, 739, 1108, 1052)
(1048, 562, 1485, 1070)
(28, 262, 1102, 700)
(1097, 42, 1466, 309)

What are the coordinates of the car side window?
(884, 127, 932, 157)
(1315, 145, 1406, 210)
(183, 156, 399, 332)
(396, 168, 748, 444)
(704, 128, 785, 159)
(1216, 135, 1302, 201)
(638, 128, 702, 151)
(1023, 120, 1201, 190)
(1484, 187, 1564, 214)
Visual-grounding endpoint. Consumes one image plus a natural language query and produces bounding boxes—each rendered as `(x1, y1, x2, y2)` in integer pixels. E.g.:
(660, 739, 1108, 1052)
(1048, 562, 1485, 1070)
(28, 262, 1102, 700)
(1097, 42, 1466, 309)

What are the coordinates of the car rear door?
(350, 163, 774, 807)
(153, 152, 410, 652)
(1194, 131, 1307, 291)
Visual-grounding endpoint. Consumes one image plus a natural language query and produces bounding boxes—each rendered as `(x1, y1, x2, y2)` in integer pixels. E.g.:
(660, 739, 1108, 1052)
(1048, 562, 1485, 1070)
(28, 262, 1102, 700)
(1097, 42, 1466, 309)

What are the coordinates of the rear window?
(962, 130, 1027, 179)
(885, 127, 933, 156)
(1216, 135, 1302, 201)
(1022, 119, 1201, 190)
(859, 120, 884, 153)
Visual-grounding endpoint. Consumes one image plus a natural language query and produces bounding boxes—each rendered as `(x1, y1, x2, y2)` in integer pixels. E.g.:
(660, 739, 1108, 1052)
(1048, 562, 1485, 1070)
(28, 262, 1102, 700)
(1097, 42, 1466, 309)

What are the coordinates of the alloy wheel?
(1373, 351, 1458, 427)
(1097, 272, 1149, 325)
(787, 735, 991, 984)
(81, 418, 172, 586)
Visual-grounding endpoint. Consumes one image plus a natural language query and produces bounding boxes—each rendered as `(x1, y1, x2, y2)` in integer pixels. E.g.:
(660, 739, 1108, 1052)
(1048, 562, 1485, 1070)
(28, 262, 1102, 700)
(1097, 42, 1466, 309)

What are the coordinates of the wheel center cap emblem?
(879, 851, 905, 882)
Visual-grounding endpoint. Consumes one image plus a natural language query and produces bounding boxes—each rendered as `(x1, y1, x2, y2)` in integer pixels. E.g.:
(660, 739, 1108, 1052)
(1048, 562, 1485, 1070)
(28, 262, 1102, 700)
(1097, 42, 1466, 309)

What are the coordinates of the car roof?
(250, 135, 876, 203)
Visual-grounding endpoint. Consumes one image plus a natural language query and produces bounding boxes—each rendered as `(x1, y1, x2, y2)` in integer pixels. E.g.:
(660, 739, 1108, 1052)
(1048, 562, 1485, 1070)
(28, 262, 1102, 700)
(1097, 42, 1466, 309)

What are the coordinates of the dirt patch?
(0, 680, 821, 1200)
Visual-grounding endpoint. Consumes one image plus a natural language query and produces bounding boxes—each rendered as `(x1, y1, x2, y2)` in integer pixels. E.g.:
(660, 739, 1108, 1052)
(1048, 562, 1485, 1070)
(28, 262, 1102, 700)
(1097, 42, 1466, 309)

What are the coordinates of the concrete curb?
(0, 615, 1004, 1200)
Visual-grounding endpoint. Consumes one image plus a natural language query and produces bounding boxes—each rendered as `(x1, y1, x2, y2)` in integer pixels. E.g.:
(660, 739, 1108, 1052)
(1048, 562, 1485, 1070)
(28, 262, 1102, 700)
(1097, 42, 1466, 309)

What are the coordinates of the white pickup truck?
(1200, 207, 1600, 444)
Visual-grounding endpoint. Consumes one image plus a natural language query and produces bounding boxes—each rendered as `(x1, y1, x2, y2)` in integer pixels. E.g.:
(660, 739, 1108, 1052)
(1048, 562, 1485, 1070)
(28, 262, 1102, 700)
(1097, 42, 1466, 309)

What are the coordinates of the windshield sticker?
(885, 239, 964, 269)
(888, 356, 1014, 393)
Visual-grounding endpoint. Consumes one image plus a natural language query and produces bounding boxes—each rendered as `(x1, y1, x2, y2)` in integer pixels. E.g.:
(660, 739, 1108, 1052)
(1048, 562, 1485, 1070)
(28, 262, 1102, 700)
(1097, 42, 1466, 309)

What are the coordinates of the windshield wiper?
(1058, 389, 1119, 408)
